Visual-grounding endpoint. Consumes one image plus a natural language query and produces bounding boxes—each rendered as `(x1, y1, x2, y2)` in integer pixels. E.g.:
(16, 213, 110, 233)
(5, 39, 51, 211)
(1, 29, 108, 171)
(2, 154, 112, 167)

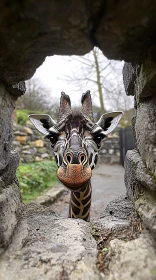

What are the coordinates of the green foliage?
(17, 109, 29, 125)
(102, 247, 108, 253)
(16, 109, 44, 125)
(17, 160, 58, 202)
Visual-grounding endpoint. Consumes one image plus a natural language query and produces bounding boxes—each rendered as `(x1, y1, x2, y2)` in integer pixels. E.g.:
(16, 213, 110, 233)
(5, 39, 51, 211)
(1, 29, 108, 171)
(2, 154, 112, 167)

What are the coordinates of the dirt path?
(50, 163, 126, 220)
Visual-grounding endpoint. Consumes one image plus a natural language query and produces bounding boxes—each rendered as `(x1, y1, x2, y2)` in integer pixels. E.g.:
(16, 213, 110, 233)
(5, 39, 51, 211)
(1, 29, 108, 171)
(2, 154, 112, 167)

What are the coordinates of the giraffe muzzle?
(57, 163, 92, 190)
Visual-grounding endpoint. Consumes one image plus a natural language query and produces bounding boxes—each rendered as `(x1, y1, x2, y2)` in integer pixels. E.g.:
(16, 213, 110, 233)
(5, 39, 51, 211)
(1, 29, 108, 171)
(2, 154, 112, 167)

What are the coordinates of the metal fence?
(98, 126, 135, 165)
(119, 127, 135, 166)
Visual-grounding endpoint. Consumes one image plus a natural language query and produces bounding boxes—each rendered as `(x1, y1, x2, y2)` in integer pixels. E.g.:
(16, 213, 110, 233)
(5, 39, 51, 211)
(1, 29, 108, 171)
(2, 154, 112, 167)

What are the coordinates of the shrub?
(16, 109, 44, 125)
(17, 109, 29, 125)
(17, 160, 58, 202)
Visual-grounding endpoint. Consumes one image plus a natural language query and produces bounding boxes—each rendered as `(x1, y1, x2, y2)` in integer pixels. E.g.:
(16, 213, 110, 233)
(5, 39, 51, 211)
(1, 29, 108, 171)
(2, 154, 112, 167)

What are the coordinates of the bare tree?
(60, 47, 133, 113)
(16, 78, 59, 118)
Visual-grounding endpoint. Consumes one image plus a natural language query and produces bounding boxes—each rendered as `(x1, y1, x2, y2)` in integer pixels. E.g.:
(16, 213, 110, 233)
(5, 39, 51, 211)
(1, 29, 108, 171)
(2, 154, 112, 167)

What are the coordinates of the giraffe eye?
(94, 135, 105, 147)
(47, 135, 58, 147)
(50, 136, 57, 143)
(95, 136, 102, 144)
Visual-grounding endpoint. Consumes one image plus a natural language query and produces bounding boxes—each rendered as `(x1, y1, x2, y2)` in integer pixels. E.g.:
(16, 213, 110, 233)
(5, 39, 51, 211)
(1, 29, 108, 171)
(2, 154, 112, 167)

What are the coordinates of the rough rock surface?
(125, 149, 156, 239)
(123, 57, 156, 100)
(122, 62, 140, 96)
(96, 196, 134, 231)
(0, 150, 19, 187)
(125, 149, 156, 199)
(123, 57, 156, 173)
(0, 183, 22, 253)
(135, 98, 156, 173)
(0, 86, 15, 171)
(0, 204, 100, 280)
(135, 57, 156, 100)
(135, 191, 156, 240)
(106, 233, 156, 280)
(1, 1, 156, 86)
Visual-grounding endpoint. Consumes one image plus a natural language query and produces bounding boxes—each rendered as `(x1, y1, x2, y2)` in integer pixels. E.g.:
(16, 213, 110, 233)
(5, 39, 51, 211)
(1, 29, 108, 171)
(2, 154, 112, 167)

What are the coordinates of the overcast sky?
(32, 55, 83, 106)
(30, 50, 133, 110)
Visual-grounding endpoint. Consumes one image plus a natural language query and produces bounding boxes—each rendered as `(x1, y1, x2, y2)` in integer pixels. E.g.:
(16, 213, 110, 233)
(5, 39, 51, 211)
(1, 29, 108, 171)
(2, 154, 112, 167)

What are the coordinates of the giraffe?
(29, 91, 123, 221)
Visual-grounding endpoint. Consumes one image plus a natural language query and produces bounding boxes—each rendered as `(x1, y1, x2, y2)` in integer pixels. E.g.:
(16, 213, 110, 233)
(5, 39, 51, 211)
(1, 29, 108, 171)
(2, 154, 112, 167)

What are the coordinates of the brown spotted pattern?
(69, 182, 92, 221)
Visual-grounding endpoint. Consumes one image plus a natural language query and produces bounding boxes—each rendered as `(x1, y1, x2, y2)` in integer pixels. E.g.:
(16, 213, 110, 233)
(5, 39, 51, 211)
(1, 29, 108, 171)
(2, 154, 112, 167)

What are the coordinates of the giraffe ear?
(57, 92, 72, 122)
(29, 114, 57, 135)
(96, 112, 123, 135)
(81, 90, 94, 121)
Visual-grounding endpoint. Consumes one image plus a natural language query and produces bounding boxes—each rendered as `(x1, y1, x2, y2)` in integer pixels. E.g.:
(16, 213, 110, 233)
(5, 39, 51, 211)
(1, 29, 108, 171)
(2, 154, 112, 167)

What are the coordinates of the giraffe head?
(29, 91, 122, 191)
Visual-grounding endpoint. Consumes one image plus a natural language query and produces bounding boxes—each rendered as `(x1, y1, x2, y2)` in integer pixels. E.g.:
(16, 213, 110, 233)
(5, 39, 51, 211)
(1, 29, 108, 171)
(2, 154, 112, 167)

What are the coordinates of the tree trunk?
(93, 48, 105, 114)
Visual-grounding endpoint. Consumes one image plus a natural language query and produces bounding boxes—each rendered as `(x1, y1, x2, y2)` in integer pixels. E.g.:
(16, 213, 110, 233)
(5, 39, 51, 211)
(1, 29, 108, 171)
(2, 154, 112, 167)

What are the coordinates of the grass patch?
(17, 109, 44, 125)
(17, 160, 58, 203)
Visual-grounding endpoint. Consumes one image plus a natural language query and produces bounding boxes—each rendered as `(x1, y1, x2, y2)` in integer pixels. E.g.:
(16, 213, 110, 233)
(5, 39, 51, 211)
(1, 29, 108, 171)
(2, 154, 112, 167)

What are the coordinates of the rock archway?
(0, 1, 156, 279)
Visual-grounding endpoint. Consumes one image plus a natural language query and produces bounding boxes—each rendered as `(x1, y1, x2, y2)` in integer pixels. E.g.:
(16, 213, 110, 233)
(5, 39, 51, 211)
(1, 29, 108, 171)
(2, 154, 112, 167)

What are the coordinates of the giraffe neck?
(68, 181, 92, 222)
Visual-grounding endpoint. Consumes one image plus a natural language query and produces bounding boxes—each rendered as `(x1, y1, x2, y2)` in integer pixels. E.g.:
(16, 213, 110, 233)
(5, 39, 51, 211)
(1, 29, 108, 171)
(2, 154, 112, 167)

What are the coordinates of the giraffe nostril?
(65, 152, 86, 164)
(66, 154, 72, 163)
(79, 154, 86, 164)
(80, 155, 85, 162)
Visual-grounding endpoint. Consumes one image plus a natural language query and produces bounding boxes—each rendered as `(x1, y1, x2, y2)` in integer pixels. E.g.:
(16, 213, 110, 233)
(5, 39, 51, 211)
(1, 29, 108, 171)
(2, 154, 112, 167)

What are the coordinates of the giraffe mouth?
(57, 163, 92, 190)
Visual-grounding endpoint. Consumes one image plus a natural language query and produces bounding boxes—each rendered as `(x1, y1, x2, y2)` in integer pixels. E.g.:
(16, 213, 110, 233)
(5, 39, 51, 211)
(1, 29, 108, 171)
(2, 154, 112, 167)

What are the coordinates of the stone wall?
(0, 85, 22, 252)
(13, 122, 52, 163)
(123, 57, 156, 242)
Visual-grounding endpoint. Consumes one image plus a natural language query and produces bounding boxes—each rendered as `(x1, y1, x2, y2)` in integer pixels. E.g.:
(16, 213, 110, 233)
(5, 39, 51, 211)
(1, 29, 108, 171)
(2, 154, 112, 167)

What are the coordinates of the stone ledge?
(95, 196, 134, 233)
(106, 233, 156, 280)
(0, 204, 100, 280)
(34, 184, 66, 206)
